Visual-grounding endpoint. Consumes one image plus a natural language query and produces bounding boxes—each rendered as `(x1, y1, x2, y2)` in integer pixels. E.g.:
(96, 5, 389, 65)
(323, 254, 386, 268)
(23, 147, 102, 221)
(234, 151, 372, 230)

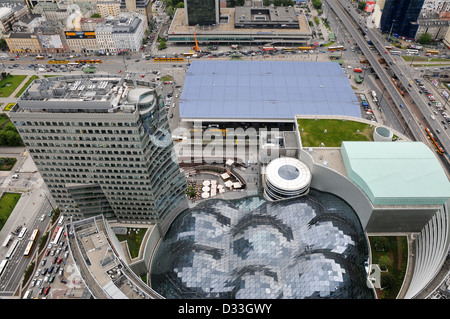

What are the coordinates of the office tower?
(380, 0, 425, 39)
(10, 75, 188, 234)
(120, 0, 152, 23)
(184, 0, 220, 26)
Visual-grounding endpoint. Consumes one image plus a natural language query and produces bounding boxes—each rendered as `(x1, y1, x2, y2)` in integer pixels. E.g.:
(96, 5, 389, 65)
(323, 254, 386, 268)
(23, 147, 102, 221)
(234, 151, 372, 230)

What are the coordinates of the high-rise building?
(380, 0, 425, 39)
(120, 0, 151, 24)
(10, 75, 188, 234)
(96, 14, 145, 53)
(184, 0, 220, 26)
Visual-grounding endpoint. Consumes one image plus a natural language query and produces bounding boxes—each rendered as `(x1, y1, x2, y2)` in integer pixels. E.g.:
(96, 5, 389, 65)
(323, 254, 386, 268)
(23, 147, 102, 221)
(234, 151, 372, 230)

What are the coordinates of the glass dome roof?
(151, 190, 373, 299)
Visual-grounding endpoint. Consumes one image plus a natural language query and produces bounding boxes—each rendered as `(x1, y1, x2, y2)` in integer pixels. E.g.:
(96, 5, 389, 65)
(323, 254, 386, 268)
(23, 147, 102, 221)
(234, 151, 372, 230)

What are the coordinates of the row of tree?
(161, 0, 184, 18)
(0, 114, 23, 147)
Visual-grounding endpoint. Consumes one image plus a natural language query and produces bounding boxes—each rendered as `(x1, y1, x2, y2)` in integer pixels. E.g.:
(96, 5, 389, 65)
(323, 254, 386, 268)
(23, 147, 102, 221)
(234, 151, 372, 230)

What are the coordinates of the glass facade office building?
(380, 0, 425, 39)
(185, 0, 219, 26)
(10, 75, 187, 233)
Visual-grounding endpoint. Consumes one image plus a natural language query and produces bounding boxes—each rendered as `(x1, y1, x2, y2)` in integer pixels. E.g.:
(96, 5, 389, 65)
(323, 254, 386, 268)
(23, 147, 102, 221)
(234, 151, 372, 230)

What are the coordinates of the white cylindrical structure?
(373, 126, 393, 141)
(264, 157, 312, 201)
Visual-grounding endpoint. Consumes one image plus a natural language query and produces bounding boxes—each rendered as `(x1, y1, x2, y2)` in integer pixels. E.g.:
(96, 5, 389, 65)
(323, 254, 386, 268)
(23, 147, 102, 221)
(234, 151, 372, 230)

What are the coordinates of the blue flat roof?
(179, 61, 361, 121)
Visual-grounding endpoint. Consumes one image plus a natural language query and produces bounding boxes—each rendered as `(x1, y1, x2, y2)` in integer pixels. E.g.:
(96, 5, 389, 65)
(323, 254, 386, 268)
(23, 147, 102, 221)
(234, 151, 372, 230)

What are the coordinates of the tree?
(380, 272, 395, 290)
(418, 32, 432, 45)
(5, 131, 21, 146)
(370, 236, 391, 251)
(91, 13, 101, 18)
(378, 255, 393, 271)
(358, 1, 366, 11)
(158, 40, 167, 50)
(263, 0, 271, 6)
(274, 0, 282, 6)
(0, 131, 7, 145)
(0, 38, 7, 51)
(186, 185, 196, 198)
(312, 0, 322, 9)
(166, 6, 175, 17)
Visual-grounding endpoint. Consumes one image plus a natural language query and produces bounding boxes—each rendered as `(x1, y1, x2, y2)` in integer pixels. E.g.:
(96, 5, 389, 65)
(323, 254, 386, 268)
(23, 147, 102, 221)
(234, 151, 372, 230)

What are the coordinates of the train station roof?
(341, 141, 450, 206)
(179, 61, 361, 121)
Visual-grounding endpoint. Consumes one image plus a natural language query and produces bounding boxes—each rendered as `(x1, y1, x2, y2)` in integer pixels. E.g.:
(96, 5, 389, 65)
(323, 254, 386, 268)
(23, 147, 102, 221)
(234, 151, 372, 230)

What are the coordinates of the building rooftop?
(180, 61, 361, 122)
(0, 7, 13, 20)
(169, 7, 310, 35)
(234, 6, 299, 28)
(13, 74, 156, 113)
(67, 215, 163, 299)
(341, 141, 450, 206)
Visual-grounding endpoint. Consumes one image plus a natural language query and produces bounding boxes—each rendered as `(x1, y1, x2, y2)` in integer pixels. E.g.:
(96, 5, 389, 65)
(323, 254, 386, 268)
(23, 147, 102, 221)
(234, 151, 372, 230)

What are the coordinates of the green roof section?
(341, 141, 450, 206)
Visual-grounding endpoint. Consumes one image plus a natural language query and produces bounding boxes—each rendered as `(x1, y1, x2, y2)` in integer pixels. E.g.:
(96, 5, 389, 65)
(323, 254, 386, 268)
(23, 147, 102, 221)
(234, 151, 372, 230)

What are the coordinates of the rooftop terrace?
(12, 74, 156, 113)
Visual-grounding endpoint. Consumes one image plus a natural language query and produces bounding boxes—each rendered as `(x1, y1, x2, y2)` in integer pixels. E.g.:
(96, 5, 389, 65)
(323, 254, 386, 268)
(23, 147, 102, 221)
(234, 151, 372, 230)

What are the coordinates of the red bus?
(354, 68, 363, 73)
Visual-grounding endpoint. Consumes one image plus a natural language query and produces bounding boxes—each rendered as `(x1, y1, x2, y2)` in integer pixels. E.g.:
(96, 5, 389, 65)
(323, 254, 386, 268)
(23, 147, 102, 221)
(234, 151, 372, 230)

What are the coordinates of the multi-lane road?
(327, 0, 450, 173)
(0, 188, 54, 296)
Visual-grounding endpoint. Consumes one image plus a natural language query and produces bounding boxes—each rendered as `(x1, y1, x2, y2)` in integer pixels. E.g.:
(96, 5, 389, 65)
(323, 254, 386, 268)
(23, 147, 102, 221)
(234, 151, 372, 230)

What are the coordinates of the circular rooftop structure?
(265, 157, 311, 201)
(373, 126, 393, 141)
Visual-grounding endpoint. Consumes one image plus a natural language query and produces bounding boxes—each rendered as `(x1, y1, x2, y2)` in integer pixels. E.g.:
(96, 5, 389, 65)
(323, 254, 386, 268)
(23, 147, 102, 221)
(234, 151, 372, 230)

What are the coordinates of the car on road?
(43, 286, 51, 296)
(35, 269, 41, 277)
(36, 278, 42, 287)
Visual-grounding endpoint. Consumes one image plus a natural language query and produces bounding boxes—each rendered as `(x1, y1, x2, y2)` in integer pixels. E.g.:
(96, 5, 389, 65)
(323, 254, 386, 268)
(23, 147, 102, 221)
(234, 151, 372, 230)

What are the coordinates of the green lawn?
(298, 118, 374, 147)
(0, 157, 17, 171)
(0, 113, 9, 126)
(369, 236, 408, 299)
(115, 228, 147, 259)
(0, 192, 21, 231)
(0, 75, 27, 97)
(401, 55, 450, 62)
(15, 75, 39, 98)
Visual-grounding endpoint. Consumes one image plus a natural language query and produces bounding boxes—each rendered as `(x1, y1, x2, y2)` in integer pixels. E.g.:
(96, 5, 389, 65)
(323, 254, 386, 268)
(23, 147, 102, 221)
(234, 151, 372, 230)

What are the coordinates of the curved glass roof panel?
(151, 190, 373, 299)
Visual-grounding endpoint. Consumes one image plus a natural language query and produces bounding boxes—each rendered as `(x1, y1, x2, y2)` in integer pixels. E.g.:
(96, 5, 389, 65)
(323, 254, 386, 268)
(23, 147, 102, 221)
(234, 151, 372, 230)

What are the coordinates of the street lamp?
(378, 85, 387, 108)
(388, 19, 395, 43)
(421, 58, 431, 78)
